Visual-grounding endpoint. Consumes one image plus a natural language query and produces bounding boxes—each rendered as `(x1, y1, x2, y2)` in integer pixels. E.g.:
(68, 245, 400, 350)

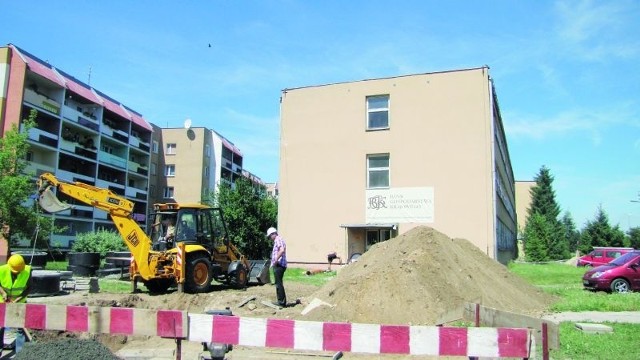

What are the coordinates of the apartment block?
(279, 67, 518, 265)
(0, 44, 153, 247)
(155, 127, 244, 204)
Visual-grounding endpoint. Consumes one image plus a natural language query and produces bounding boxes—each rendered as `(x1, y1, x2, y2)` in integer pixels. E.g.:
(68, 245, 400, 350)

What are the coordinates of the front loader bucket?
(38, 188, 72, 213)
(248, 259, 270, 285)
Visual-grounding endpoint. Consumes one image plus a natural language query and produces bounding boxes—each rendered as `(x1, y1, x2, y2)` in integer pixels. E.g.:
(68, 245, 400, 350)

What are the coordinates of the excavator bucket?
(38, 188, 72, 213)
(248, 259, 270, 285)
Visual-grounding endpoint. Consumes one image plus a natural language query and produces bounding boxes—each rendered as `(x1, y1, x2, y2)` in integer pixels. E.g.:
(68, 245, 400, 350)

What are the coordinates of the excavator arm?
(36, 172, 157, 280)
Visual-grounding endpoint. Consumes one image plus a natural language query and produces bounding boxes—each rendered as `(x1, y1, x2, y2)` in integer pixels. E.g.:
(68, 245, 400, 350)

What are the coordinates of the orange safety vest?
(0, 264, 31, 303)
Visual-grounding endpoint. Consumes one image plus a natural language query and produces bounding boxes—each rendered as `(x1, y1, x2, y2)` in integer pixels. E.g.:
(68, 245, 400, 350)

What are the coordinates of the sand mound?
(304, 226, 556, 325)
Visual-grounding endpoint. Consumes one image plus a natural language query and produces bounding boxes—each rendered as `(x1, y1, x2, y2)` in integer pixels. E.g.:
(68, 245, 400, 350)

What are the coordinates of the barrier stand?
(176, 242, 185, 293)
(542, 322, 549, 360)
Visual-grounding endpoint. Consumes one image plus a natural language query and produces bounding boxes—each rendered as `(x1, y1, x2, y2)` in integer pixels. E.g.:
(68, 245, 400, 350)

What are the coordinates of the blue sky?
(2, 1, 639, 232)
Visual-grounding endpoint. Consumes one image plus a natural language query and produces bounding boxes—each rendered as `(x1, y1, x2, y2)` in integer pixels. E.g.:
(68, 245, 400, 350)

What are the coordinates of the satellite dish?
(184, 118, 192, 129)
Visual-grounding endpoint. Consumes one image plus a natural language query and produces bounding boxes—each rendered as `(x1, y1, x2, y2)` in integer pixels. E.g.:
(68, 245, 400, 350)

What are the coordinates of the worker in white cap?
(266, 227, 287, 307)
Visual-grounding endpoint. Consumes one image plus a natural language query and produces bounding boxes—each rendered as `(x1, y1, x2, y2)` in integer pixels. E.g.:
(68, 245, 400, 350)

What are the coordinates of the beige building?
(279, 67, 517, 265)
(515, 181, 536, 235)
(156, 127, 245, 205)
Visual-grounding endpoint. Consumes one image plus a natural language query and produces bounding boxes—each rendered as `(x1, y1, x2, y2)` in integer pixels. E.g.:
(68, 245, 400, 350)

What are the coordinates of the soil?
(23, 225, 558, 359)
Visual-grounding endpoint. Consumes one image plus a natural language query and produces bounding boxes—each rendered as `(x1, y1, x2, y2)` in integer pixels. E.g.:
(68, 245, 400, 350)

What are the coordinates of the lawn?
(509, 262, 640, 359)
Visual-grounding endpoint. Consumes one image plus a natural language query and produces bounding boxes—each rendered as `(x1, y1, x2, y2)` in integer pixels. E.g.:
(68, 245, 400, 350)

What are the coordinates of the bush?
(72, 230, 127, 257)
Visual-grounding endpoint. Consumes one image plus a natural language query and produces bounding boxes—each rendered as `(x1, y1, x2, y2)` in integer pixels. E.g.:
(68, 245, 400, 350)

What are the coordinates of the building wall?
(279, 67, 515, 265)
(159, 127, 210, 204)
(515, 181, 535, 235)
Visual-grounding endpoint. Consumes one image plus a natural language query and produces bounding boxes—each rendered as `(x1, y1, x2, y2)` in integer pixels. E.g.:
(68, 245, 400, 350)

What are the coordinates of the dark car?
(582, 251, 640, 293)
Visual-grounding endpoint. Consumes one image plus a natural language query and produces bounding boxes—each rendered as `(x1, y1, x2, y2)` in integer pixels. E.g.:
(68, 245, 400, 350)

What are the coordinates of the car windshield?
(609, 252, 640, 266)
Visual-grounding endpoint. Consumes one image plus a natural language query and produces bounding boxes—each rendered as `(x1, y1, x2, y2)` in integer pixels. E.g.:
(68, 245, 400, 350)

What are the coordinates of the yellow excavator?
(36, 172, 256, 294)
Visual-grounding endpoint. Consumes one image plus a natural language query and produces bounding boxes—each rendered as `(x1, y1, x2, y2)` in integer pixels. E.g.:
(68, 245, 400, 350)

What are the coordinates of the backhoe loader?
(35, 172, 261, 294)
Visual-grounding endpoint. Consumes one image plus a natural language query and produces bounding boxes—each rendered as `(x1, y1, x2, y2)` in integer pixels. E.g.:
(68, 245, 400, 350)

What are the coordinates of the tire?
(228, 262, 248, 289)
(185, 255, 213, 294)
(144, 278, 174, 294)
(29, 270, 61, 297)
(610, 278, 630, 293)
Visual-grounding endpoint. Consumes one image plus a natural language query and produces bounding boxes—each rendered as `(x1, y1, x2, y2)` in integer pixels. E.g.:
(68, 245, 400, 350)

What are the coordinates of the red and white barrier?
(0, 303, 187, 338)
(1, 302, 533, 357)
(188, 313, 533, 358)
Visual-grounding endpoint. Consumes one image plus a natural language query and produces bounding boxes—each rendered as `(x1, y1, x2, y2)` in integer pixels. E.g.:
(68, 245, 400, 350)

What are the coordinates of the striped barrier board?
(0, 303, 533, 357)
(0, 303, 187, 338)
(188, 313, 534, 358)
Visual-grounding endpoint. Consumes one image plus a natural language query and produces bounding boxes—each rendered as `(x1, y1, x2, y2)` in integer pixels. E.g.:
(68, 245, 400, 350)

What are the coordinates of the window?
(163, 187, 174, 199)
(204, 166, 209, 177)
(152, 141, 159, 154)
(205, 144, 211, 157)
(165, 164, 175, 177)
(367, 154, 390, 188)
(150, 162, 157, 176)
(149, 185, 156, 196)
(367, 95, 389, 129)
(166, 143, 176, 155)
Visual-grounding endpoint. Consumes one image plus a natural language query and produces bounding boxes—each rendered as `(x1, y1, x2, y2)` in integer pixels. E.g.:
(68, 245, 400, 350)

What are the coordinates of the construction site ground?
(6, 226, 637, 359)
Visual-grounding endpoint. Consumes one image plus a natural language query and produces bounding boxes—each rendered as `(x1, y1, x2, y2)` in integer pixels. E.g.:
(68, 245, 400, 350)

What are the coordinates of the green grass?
(509, 262, 640, 359)
(509, 262, 640, 312)
(44, 261, 68, 271)
(283, 267, 337, 286)
(551, 322, 640, 360)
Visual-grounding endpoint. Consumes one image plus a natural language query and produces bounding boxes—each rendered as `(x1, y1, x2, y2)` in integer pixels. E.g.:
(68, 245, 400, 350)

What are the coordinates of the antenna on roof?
(87, 66, 92, 85)
(184, 118, 192, 129)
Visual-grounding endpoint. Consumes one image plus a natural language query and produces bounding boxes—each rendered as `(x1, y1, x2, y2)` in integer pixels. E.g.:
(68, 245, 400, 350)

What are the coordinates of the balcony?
(98, 151, 127, 169)
(62, 105, 99, 131)
(27, 128, 58, 148)
(24, 88, 61, 115)
(24, 162, 55, 176)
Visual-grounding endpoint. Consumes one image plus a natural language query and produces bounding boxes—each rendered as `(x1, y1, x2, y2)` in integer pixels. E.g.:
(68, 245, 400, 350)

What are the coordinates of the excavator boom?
(36, 173, 156, 279)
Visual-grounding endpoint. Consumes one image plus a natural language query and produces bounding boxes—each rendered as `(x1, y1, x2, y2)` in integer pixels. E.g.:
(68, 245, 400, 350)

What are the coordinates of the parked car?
(576, 247, 635, 267)
(582, 251, 640, 293)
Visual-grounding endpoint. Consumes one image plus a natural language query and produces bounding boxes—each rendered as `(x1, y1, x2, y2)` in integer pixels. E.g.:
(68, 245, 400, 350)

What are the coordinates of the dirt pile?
(303, 226, 556, 325)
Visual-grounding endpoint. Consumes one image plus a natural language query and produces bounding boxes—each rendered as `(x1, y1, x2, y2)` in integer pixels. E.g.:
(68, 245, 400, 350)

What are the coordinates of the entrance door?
(365, 229, 391, 251)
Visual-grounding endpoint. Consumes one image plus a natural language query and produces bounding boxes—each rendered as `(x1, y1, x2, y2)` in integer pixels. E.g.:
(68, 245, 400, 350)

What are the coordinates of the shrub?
(72, 230, 127, 257)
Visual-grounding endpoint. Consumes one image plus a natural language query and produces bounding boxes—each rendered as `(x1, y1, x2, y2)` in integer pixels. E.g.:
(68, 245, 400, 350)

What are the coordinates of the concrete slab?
(575, 323, 614, 334)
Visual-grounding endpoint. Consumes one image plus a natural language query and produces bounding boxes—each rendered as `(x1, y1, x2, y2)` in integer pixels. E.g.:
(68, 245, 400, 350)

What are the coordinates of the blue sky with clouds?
(2, 1, 639, 231)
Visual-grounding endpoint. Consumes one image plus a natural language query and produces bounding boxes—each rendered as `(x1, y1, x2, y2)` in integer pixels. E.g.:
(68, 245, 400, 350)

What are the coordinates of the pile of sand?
(303, 226, 556, 325)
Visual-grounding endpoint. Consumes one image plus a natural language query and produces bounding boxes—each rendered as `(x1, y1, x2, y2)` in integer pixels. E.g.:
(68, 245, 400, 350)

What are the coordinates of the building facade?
(155, 127, 245, 205)
(279, 67, 517, 265)
(0, 44, 152, 247)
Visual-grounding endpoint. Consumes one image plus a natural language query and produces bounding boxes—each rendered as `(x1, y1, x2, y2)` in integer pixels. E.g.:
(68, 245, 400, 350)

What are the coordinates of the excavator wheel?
(185, 255, 213, 293)
(228, 262, 248, 289)
(144, 278, 174, 294)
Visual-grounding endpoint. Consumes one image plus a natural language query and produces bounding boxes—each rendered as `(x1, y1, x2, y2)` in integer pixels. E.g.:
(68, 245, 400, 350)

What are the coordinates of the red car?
(582, 251, 640, 293)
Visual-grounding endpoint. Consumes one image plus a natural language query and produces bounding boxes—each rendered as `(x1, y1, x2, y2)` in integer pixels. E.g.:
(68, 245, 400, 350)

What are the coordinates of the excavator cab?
(150, 204, 250, 289)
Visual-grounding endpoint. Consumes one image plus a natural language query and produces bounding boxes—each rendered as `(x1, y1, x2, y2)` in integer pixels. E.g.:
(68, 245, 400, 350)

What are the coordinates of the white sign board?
(366, 187, 434, 223)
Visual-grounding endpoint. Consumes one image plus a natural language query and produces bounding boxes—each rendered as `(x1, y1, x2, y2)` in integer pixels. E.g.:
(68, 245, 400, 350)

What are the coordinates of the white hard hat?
(266, 227, 277, 237)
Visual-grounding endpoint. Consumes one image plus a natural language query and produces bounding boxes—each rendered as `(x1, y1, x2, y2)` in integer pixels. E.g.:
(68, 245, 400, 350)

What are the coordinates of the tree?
(207, 177, 277, 259)
(579, 206, 626, 253)
(0, 109, 54, 248)
(523, 213, 551, 261)
(627, 227, 640, 249)
(560, 212, 580, 253)
(523, 166, 569, 260)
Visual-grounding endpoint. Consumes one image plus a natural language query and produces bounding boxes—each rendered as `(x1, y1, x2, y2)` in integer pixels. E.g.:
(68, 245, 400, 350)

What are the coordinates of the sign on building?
(365, 187, 434, 223)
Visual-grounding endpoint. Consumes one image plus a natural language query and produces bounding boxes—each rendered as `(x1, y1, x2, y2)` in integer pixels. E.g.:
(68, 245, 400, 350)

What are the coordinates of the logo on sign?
(367, 195, 387, 210)
(108, 197, 120, 205)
